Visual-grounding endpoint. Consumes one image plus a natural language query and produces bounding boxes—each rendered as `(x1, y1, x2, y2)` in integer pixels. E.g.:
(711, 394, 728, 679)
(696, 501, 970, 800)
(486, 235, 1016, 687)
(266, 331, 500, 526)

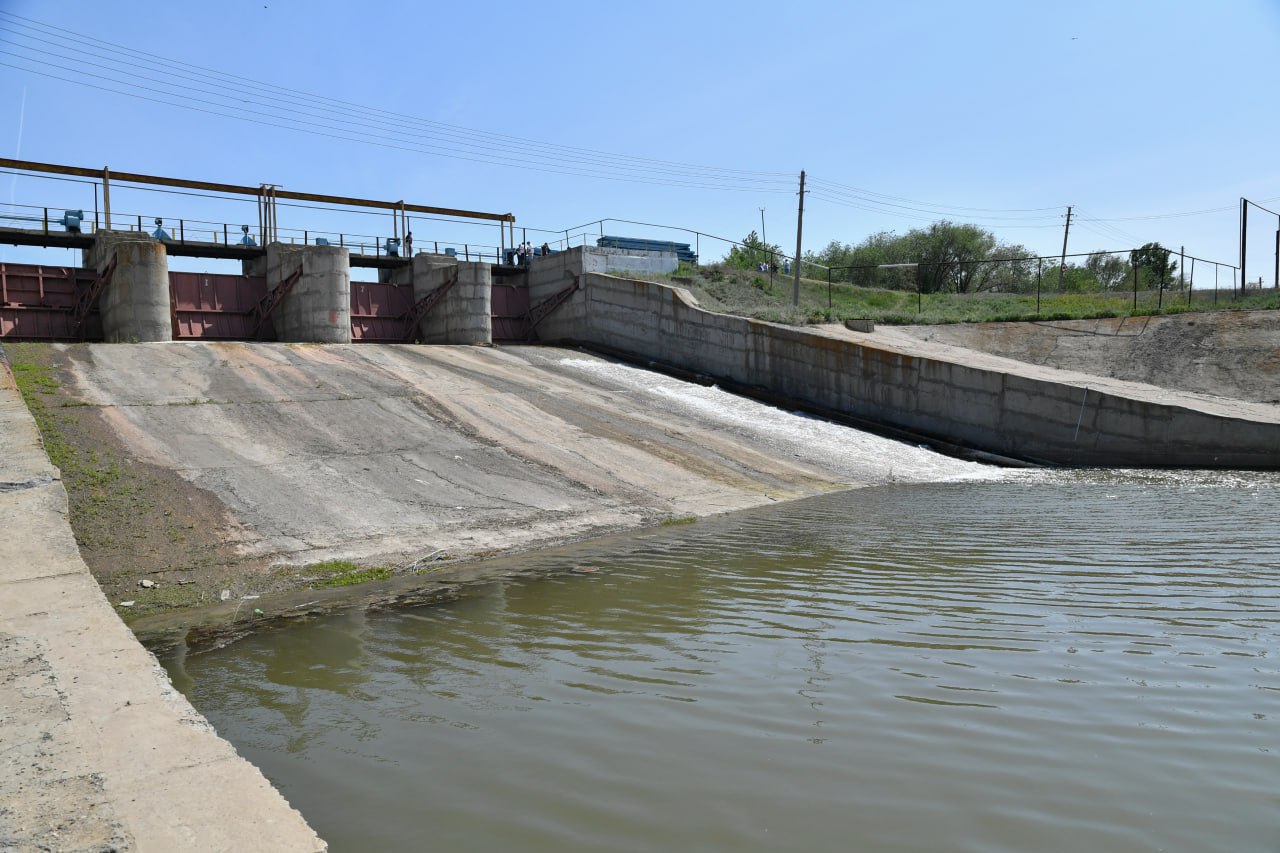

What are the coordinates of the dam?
(3, 160, 1279, 850)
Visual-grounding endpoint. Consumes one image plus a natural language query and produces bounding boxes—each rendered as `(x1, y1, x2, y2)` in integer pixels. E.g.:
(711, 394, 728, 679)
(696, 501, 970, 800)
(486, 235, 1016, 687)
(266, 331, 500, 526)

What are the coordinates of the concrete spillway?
(1, 338, 998, 848)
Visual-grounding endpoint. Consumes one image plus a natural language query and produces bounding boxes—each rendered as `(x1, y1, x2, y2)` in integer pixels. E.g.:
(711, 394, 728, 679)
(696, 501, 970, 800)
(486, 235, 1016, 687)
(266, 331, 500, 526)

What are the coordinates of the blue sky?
(2, 0, 1279, 278)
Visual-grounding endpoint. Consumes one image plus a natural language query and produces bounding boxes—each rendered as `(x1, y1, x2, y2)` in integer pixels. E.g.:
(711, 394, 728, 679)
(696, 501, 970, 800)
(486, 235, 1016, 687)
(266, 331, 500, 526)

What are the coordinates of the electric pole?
(793, 170, 806, 306)
(1056, 205, 1072, 292)
(1240, 197, 1247, 297)
(760, 207, 772, 289)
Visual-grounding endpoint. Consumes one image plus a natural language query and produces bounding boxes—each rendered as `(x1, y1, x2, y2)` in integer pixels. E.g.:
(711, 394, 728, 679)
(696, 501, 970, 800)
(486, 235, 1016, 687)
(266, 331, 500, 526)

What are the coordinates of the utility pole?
(1240, 197, 1247, 297)
(793, 170, 806, 306)
(760, 207, 773, 289)
(1056, 205, 1072, 291)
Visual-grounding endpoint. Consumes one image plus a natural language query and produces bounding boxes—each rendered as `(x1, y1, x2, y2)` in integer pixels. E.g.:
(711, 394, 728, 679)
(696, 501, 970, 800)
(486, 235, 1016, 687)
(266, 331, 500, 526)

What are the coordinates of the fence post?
(1131, 251, 1138, 312)
(1188, 257, 1194, 306)
(827, 268, 832, 315)
(1036, 258, 1042, 315)
(1158, 250, 1167, 311)
(916, 265, 922, 314)
(1214, 263, 1218, 305)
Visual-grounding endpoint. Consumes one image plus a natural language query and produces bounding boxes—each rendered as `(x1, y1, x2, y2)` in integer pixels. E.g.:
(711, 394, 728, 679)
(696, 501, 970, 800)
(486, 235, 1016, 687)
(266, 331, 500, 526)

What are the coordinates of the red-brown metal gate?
(492, 281, 530, 342)
(351, 281, 415, 342)
(169, 271, 272, 340)
(0, 262, 102, 341)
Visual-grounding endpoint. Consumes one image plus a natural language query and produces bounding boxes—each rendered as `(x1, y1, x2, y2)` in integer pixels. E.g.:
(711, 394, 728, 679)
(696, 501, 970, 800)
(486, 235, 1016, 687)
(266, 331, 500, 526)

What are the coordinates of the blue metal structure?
(597, 235, 697, 264)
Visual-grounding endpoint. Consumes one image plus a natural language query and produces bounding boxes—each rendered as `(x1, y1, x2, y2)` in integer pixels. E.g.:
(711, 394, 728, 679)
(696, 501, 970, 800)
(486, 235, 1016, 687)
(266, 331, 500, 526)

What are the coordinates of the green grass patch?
(308, 560, 394, 588)
(661, 515, 697, 526)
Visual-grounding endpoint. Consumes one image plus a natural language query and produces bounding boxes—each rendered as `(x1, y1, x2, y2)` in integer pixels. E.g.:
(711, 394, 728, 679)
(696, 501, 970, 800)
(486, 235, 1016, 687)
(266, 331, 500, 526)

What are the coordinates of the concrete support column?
(267, 243, 351, 343)
(412, 256, 491, 345)
(83, 231, 173, 342)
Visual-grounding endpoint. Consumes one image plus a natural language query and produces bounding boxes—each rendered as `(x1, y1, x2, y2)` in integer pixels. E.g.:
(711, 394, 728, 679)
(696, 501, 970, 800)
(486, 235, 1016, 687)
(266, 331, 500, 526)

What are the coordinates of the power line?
(808, 191, 1065, 228)
(807, 175, 1065, 215)
(0, 11, 794, 187)
(0, 58, 801, 195)
(0, 30, 794, 188)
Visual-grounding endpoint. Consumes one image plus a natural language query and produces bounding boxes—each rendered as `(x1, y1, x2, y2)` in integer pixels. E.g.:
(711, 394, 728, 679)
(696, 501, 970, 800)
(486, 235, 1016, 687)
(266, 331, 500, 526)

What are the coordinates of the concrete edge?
(0, 349, 327, 852)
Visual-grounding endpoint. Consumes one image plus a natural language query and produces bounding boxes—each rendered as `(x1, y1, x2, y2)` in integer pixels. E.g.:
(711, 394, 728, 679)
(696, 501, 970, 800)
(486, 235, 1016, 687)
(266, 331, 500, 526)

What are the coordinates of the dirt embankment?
(886, 310, 1280, 404)
(5, 340, 992, 649)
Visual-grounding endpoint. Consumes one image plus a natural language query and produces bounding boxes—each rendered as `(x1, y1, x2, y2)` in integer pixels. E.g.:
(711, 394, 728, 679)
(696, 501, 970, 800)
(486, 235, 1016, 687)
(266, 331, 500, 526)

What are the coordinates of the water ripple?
(168, 474, 1280, 852)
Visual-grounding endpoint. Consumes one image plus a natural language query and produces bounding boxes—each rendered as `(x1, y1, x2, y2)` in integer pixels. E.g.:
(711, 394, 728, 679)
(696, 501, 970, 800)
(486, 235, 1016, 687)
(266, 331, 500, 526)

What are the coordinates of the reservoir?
(162, 471, 1280, 851)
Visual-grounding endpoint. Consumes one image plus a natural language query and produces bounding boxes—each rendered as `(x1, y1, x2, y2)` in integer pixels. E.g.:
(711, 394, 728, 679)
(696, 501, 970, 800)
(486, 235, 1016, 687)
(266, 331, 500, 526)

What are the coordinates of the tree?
(1084, 252, 1130, 291)
(1131, 242, 1178, 289)
(816, 222, 1033, 293)
(724, 230, 784, 271)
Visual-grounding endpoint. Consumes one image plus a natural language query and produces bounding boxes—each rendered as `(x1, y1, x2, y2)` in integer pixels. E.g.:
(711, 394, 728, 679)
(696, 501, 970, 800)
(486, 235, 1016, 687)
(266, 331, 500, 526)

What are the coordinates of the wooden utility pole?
(1056, 205, 1072, 291)
(792, 170, 806, 306)
(760, 207, 773, 289)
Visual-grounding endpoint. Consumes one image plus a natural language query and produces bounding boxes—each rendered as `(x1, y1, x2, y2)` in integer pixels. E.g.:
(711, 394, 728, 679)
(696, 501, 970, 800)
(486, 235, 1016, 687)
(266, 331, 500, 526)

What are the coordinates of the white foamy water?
(555, 356, 999, 484)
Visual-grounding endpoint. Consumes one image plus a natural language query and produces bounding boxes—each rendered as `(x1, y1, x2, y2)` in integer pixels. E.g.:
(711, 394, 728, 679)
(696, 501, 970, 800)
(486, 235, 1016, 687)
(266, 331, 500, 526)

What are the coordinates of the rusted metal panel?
(169, 271, 271, 339)
(350, 280, 415, 342)
(0, 262, 102, 340)
(491, 281, 531, 342)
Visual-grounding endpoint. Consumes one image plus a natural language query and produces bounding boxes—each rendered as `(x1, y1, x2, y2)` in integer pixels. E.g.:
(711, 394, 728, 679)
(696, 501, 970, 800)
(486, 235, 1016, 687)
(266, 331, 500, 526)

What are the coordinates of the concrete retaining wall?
(534, 272, 1280, 468)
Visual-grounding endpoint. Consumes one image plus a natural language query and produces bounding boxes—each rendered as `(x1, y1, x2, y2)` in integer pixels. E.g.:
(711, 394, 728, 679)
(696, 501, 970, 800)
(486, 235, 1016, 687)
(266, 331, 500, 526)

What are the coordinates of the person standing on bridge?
(404, 231, 413, 257)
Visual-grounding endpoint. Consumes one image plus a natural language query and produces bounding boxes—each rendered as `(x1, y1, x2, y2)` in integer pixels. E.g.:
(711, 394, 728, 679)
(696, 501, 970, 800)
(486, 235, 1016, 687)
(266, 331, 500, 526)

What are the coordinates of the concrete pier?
(0, 350, 325, 851)
(263, 243, 352, 344)
(419, 260, 491, 345)
(84, 231, 173, 343)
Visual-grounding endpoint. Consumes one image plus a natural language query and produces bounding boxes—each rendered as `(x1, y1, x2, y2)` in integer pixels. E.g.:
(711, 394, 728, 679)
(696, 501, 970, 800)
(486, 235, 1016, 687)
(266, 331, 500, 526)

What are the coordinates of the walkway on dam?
(0, 354, 325, 850)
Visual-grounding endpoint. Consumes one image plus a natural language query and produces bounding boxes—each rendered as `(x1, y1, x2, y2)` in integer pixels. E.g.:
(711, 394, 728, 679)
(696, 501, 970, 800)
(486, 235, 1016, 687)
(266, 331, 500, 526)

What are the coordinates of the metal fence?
(820, 248, 1249, 316)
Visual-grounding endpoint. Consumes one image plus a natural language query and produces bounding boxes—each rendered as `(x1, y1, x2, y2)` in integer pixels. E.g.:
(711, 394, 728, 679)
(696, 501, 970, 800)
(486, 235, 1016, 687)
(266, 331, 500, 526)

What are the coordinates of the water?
(163, 472, 1280, 852)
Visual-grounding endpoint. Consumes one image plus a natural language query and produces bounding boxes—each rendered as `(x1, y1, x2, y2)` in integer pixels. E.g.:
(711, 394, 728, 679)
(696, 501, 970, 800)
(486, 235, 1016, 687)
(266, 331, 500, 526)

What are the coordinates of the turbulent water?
(164, 471, 1280, 852)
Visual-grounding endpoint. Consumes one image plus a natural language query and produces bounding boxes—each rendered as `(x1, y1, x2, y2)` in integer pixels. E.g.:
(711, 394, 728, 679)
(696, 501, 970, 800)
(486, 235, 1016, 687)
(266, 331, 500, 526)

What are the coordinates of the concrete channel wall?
(0, 355, 326, 850)
(529, 268, 1280, 468)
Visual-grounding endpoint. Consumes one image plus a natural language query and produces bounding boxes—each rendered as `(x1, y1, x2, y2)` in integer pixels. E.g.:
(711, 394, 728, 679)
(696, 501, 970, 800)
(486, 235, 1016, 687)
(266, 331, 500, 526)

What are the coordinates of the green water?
(163, 472, 1280, 851)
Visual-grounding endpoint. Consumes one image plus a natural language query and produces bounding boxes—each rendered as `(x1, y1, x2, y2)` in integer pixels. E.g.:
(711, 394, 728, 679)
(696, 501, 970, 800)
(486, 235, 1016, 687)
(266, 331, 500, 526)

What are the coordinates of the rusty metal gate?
(351, 281, 415, 342)
(169, 271, 272, 340)
(0, 262, 103, 341)
(492, 280, 531, 342)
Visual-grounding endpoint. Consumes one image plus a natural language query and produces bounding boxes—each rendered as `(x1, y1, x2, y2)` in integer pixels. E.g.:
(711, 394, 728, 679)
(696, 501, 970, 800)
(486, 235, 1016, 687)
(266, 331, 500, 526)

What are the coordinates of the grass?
(643, 264, 1280, 326)
(307, 559, 394, 588)
(9, 353, 154, 549)
(660, 515, 697, 526)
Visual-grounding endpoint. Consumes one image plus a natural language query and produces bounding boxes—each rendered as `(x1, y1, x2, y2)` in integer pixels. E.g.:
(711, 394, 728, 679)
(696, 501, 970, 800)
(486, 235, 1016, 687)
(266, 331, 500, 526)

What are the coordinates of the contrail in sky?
(9, 85, 25, 204)
(2, 84, 24, 262)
